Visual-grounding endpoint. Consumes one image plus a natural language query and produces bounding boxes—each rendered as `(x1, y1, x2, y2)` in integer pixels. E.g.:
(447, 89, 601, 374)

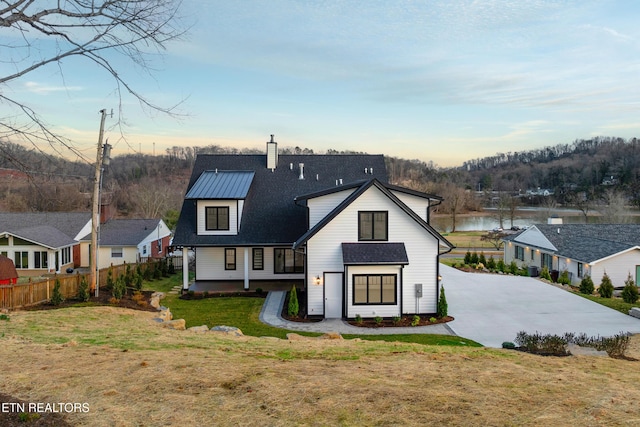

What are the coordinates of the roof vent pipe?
(370, 167, 373, 174)
(298, 163, 305, 180)
(364, 167, 368, 174)
(266, 134, 278, 170)
(339, 178, 343, 185)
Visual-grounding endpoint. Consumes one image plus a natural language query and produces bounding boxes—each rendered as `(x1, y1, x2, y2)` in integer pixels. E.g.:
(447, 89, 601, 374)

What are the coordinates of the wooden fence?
(0, 257, 178, 310)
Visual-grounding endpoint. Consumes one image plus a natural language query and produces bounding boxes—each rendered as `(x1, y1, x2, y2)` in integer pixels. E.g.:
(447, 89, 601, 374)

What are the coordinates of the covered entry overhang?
(340, 242, 409, 319)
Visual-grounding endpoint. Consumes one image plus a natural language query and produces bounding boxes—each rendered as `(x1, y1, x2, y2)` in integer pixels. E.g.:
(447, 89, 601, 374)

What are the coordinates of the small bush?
(77, 276, 90, 302)
(131, 291, 145, 302)
(255, 287, 263, 295)
(112, 276, 126, 300)
(108, 297, 119, 305)
(579, 275, 595, 295)
(411, 315, 420, 327)
(355, 314, 362, 324)
(599, 273, 614, 298)
(496, 259, 506, 273)
(502, 341, 516, 349)
(486, 256, 496, 270)
(437, 286, 448, 318)
(287, 285, 299, 317)
(621, 273, 639, 304)
(392, 315, 401, 325)
(540, 266, 552, 281)
(470, 251, 479, 265)
(134, 273, 143, 291)
(51, 278, 64, 306)
(374, 316, 383, 325)
(558, 270, 571, 285)
(429, 317, 437, 323)
(508, 260, 518, 275)
(478, 252, 487, 266)
(464, 250, 472, 265)
(514, 331, 569, 356)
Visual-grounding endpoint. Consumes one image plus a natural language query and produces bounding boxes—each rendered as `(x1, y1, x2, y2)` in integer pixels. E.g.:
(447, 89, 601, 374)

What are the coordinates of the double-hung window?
(206, 207, 230, 231)
(225, 248, 236, 270)
(34, 251, 48, 269)
(358, 211, 388, 241)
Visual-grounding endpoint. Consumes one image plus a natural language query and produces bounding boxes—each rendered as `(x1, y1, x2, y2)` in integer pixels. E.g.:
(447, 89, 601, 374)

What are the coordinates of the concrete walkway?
(441, 265, 640, 348)
(259, 291, 455, 336)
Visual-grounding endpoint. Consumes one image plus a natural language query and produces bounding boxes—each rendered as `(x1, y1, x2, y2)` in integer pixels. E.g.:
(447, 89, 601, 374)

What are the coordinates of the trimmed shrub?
(134, 273, 143, 291)
(599, 273, 614, 298)
(478, 252, 487, 266)
(470, 251, 479, 265)
(464, 250, 472, 265)
(486, 255, 496, 271)
(579, 275, 594, 295)
(77, 276, 90, 302)
(558, 270, 571, 285)
(621, 273, 639, 304)
(508, 260, 518, 275)
(496, 259, 506, 273)
(287, 285, 299, 317)
(51, 278, 64, 306)
(411, 315, 420, 326)
(437, 286, 448, 318)
(112, 276, 126, 300)
(540, 266, 552, 281)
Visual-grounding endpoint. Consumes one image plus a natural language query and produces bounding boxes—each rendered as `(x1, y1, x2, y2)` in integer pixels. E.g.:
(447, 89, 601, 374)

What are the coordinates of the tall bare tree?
(1, 0, 185, 161)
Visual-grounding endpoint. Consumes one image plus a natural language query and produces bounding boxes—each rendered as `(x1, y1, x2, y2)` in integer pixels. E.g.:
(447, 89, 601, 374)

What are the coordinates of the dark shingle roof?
(80, 219, 163, 246)
(512, 224, 640, 263)
(0, 212, 90, 248)
(173, 154, 388, 246)
(185, 171, 254, 199)
(342, 242, 409, 265)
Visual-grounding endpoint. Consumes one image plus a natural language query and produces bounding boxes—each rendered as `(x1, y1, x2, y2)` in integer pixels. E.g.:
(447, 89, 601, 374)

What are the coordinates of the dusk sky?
(5, 0, 640, 167)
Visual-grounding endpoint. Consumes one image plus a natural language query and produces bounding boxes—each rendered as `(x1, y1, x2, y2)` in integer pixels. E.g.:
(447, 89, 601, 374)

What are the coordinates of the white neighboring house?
(79, 219, 172, 270)
(172, 137, 454, 319)
(0, 212, 91, 276)
(503, 221, 640, 288)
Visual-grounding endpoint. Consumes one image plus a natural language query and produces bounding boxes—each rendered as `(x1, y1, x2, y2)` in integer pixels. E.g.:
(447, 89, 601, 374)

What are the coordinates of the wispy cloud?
(25, 81, 83, 94)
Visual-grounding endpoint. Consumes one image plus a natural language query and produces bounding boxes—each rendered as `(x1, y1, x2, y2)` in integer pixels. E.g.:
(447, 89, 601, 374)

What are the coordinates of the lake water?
(431, 208, 640, 233)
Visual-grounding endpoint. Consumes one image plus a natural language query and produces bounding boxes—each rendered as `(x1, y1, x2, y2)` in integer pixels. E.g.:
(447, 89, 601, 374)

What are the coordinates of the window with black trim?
(206, 206, 230, 231)
(111, 247, 123, 258)
(274, 248, 304, 273)
(358, 211, 388, 241)
(577, 262, 583, 278)
(515, 245, 524, 261)
(225, 248, 236, 270)
(35, 251, 48, 269)
(353, 274, 397, 305)
(14, 251, 28, 269)
(252, 248, 264, 270)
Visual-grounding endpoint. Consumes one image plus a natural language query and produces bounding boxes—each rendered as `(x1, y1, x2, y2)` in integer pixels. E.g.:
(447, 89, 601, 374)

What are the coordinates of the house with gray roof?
(78, 218, 171, 270)
(0, 212, 91, 276)
(172, 136, 454, 319)
(503, 220, 640, 287)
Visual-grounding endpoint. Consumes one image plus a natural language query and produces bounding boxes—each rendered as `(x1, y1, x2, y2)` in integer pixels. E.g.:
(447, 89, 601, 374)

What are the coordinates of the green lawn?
(144, 274, 481, 347)
(576, 293, 637, 315)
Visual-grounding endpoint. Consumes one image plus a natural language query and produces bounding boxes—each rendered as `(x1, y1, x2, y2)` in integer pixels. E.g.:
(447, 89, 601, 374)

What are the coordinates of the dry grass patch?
(1, 307, 639, 426)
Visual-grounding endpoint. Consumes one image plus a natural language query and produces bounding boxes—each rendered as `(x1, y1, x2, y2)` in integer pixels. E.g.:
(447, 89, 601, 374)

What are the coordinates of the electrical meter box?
(415, 283, 423, 297)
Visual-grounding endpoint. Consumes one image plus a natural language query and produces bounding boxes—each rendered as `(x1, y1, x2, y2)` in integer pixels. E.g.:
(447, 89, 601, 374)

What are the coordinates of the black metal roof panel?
(173, 154, 388, 246)
(185, 171, 255, 199)
(342, 242, 409, 265)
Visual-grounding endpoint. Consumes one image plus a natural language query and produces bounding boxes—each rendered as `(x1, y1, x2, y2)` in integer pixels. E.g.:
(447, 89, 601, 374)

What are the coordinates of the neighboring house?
(172, 137, 454, 319)
(0, 254, 18, 284)
(0, 212, 91, 276)
(79, 219, 172, 270)
(503, 221, 640, 287)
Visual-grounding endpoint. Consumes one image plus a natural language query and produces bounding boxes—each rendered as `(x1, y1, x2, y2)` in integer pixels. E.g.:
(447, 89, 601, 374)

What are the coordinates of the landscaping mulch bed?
(180, 291, 267, 300)
(18, 289, 157, 313)
(346, 315, 454, 328)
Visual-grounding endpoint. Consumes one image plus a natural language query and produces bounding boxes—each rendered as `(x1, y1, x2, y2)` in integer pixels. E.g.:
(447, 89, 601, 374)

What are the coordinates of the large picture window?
(274, 248, 304, 274)
(14, 251, 28, 269)
(353, 274, 397, 305)
(205, 206, 230, 231)
(358, 211, 388, 241)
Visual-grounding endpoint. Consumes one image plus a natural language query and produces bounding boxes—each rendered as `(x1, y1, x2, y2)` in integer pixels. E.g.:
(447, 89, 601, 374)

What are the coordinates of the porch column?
(244, 247, 250, 290)
(182, 248, 189, 291)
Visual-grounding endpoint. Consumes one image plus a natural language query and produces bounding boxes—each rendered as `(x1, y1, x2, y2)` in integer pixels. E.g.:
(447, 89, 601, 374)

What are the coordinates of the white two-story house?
(172, 136, 454, 319)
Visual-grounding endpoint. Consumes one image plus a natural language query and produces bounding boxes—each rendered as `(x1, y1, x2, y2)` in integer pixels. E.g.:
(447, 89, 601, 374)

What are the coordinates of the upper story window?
(358, 211, 388, 241)
(206, 206, 229, 231)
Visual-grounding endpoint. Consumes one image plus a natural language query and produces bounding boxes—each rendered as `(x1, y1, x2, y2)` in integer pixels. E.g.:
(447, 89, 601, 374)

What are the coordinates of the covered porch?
(188, 279, 302, 293)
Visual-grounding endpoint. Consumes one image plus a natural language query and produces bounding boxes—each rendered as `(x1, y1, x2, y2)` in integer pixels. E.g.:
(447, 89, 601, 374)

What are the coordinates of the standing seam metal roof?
(185, 171, 255, 199)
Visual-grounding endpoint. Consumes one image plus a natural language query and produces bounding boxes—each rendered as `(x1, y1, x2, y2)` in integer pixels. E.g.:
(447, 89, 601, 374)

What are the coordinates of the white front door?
(324, 273, 343, 318)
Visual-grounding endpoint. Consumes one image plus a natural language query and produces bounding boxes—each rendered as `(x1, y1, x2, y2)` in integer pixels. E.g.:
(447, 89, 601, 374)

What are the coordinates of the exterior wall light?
(314, 275, 322, 286)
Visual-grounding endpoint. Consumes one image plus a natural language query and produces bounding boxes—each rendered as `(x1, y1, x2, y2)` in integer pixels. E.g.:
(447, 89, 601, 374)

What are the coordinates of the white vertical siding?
(306, 185, 440, 317)
(196, 200, 238, 236)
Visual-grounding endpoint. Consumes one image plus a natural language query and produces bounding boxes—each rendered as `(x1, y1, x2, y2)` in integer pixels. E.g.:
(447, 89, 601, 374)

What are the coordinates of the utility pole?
(90, 109, 110, 296)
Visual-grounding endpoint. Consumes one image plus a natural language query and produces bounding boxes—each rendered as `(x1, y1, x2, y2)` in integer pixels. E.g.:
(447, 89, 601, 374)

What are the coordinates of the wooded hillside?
(1, 136, 638, 230)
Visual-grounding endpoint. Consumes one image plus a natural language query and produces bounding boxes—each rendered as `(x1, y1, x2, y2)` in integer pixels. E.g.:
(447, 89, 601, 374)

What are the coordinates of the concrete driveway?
(440, 265, 640, 348)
